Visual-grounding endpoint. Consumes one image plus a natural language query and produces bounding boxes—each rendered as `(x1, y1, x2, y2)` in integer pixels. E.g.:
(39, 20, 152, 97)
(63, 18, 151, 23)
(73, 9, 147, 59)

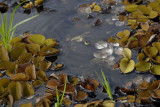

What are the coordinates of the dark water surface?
(0, 0, 155, 106)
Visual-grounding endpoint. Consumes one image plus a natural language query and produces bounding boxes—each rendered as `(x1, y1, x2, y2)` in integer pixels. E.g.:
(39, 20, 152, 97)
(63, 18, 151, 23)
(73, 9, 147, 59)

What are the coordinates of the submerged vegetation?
(0, 2, 38, 50)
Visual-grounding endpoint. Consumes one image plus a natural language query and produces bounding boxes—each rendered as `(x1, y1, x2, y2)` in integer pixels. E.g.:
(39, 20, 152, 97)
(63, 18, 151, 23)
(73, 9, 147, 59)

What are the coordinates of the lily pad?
(0, 78, 10, 88)
(149, 11, 158, 19)
(135, 61, 151, 72)
(22, 82, 34, 98)
(143, 46, 158, 58)
(148, 81, 160, 91)
(137, 53, 145, 61)
(20, 103, 32, 107)
(150, 65, 160, 75)
(138, 90, 150, 100)
(46, 79, 58, 90)
(25, 64, 36, 80)
(11, 73, 28, 81)
(39, 46, 59, 56)
(125, 5, 138, 12)
(10, 47, 28, 61)
(138, 5, 152, 15)
(74, 91, 88, 101)
(39, 60, 51, 71)
(32, 56, 45, 67)
(44, 39, 58, 47)
(120, 58, 135, 73)
(117, 30, 130, 39)
(0, 45, 9, 61)
(27, 34, 45, 46)
(18, 53, 32, 64)
(27, 44, 40, 55)
(36, 70, 48, 82)
(122, 48, 132, 59)
(8, 81, 22, 101)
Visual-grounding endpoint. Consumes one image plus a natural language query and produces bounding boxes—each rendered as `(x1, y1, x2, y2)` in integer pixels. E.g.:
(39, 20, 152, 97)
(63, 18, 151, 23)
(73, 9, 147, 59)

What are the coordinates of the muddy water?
(0, 0, 155, 106)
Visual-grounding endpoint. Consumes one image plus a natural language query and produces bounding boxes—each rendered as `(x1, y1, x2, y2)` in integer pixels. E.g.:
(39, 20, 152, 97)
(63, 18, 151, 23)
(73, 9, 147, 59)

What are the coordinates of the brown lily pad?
(74, 91, 88, 101)
(46, 79, 58, 90)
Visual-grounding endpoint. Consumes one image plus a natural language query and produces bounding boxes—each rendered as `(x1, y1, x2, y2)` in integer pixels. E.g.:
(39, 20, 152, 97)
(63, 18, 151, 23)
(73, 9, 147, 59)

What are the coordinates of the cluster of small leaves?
(116, 80, 160, 106)
(20, 73, 101, 107)
(20, 0, 45, 9)
(107, 0, 160, 75)
(0, 34, 59, 106)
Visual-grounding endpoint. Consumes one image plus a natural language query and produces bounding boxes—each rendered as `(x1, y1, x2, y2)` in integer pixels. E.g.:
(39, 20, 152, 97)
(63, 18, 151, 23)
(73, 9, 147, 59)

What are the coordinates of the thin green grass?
(95, 69, 113, 101)
(55, 79, 67, 107)
(0, 2, 39, 50)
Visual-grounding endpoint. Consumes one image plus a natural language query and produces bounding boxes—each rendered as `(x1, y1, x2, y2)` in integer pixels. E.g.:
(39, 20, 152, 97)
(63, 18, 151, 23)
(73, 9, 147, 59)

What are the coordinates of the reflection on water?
(0, 0, 155, 106)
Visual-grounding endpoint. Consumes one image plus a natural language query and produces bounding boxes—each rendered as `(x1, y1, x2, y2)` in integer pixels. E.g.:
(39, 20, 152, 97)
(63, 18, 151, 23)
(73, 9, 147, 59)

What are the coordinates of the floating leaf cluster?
(18, 0, 45, 9)
(19, 73, 114, 107)
(116, 80, 160, 106)
(107, 0, 160, 75)
(0, 34, 59, 106)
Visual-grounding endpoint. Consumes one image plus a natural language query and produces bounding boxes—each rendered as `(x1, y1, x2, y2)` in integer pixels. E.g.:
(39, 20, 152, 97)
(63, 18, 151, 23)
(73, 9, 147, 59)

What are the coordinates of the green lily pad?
(22, 82, 34, 98)
(39, 46, 59, 56)
(32, 80, 44, 87)
(11, 73, 28, 81)
(10, 37, 22, 45)
(144, 46, 158, 58)
(20, 103, 32, 107)
(32, 56, 45, 67)
(149, 11, 158, 19)
(137, 53, 145, 61)
(152, 42, 160, 53)
(125, 5, 138, 12)
(151, 56, 160, 64)
(123, 48, 132, 59)
(119, 38, 128, 47)
(8, 81, 22, 101)
(137, 15, 149, 23)
(18, 53, 32, 64)
(36, 70, 48, 82)
(135, 61, 151, 72)
(25, 64, 36, 80)
(0, 78, 10, 88)
(13, 42, 26, 49)
(10, 47, 28, 61)
(39, 60, 51, 71)
(120, 58, 135, 73)
(138, 5, 152, 15)
(27, 44, 40, 55)
(43, 39, 58, 47)
(117, 30, 130, 38)
(27, 34, 45, 46)
(150, 65, 160, 75)
(0, 45, 9, 61)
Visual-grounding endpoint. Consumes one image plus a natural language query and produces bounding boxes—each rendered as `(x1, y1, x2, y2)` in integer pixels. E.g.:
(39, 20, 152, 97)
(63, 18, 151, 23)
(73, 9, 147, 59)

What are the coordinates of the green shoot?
(95, 69, 113, 101)
(0, 2, 39, 50)
(55, 79, 67, 107)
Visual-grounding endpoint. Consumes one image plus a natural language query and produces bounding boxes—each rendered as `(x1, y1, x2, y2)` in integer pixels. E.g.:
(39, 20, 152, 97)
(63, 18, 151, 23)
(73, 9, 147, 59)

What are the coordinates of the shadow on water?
(0, 0, 156, 106)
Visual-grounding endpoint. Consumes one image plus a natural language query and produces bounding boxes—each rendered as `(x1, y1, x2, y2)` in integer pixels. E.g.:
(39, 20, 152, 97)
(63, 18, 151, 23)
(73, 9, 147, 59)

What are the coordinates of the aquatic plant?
(0, 2, 39, 50)
(95, 70, 113, 100)
(55, 79, 67, 107)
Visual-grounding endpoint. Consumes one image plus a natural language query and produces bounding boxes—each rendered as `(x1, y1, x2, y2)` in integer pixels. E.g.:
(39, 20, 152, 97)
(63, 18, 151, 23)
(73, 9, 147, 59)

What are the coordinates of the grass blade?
(12, 15, 39, 31)
(101, 69, 113, 100)
(95, 70, 113, 101)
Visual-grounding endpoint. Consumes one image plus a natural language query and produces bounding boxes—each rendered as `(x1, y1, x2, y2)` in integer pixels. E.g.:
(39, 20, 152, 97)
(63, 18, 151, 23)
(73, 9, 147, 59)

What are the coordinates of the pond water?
(0, 0, 156, 106)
